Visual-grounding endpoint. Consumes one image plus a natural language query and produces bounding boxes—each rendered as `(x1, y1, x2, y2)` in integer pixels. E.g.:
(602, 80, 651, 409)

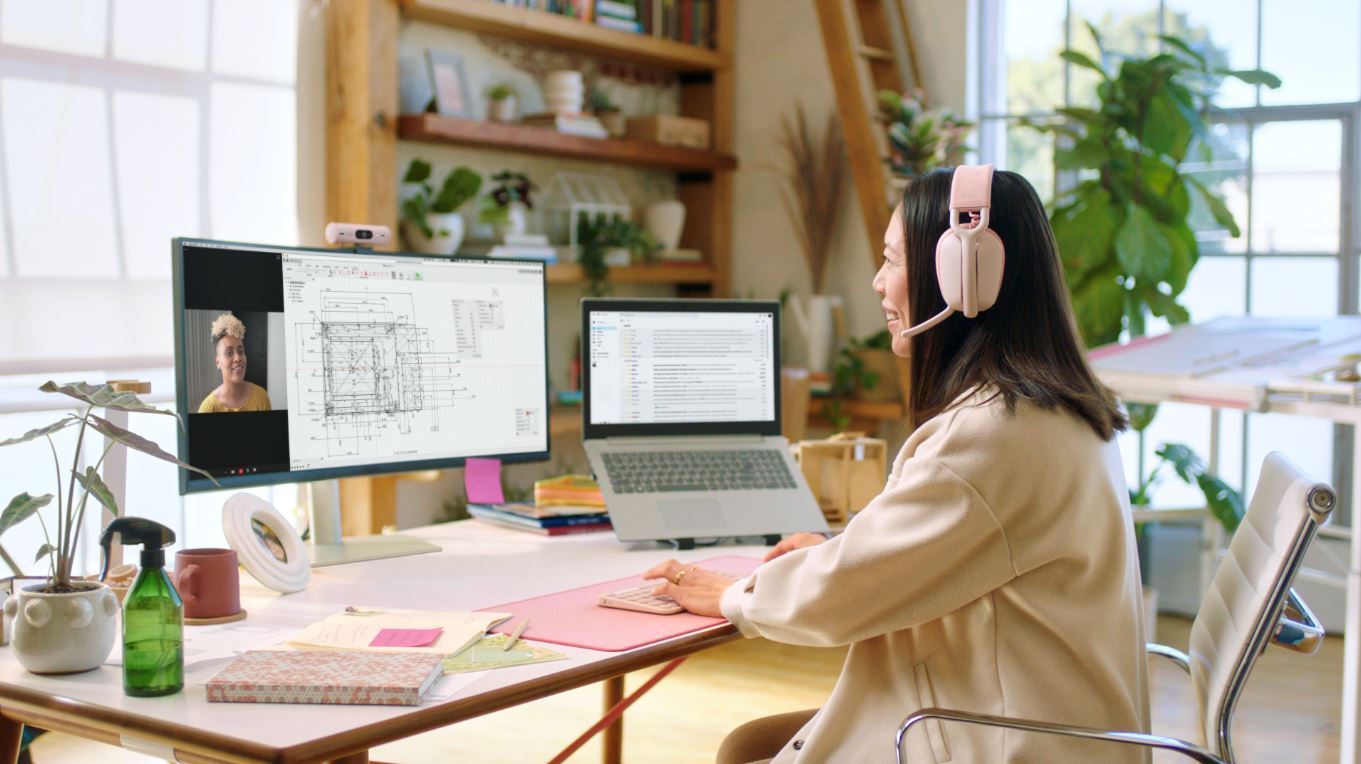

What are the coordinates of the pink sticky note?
(370, 627, 443, 648)
(465, 458, 505, 504)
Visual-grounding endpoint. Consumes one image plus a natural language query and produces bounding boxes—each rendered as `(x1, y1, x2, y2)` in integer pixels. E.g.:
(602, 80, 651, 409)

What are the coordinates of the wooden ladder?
(813, 0, 922, 270)
(814, 0, 923, 424)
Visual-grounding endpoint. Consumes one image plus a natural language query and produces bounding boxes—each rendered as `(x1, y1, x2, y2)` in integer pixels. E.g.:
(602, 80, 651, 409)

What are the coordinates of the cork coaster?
(185, 609, 247, 626)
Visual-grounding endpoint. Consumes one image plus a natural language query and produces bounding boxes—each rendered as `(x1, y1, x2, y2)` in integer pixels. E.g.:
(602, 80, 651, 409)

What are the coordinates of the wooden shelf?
(398, 114, 737, 173)
(550, 406, 582, 436)
(401, 0, 730, 72)
(807, 398, 905, 421)
(546, 262, 716, 285)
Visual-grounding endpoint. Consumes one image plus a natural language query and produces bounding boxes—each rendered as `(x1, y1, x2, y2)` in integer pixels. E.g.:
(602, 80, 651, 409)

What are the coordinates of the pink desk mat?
(481, 555, 763, 652)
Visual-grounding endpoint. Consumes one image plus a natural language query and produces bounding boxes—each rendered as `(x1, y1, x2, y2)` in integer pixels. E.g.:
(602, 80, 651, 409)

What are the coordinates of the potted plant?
(399, 159, 482, 255)
(845, 330, 899, 403)
(0, 382, 215, 674)
(876, 89, 974, 202)
(575, 212, 660, 296)
(588, 84, 624, 137)
(487, 82, 518, 122)
(479, 171, 536, 241)
(1025, 27, 1279, 348)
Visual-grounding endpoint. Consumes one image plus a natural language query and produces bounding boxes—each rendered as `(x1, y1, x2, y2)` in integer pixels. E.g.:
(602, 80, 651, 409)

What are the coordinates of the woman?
(645, 167, 1149, 763)
(199, 312, 271, 413)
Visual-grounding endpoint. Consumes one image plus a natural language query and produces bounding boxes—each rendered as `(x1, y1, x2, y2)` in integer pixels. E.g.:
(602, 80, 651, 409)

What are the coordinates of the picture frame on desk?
(425, 49, 474, 118)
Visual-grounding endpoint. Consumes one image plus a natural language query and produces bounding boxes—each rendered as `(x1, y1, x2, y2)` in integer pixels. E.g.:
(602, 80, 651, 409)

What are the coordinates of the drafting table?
(1092, 316, 1361, 763)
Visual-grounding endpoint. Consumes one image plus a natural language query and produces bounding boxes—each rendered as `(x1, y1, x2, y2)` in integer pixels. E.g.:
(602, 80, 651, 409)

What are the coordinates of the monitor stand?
(305, 479, 440, 567)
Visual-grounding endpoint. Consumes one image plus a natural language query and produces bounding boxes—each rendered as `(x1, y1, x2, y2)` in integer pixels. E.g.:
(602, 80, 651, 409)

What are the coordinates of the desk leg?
(0, 715, 20, 764)
(1345, 435, 1361, 763)
(603, 675, 624, 764)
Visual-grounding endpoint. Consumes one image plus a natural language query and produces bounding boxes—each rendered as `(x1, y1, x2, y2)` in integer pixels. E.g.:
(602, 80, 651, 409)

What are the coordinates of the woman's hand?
(642, 560, 735, 618)
(762, 532, 827, 562)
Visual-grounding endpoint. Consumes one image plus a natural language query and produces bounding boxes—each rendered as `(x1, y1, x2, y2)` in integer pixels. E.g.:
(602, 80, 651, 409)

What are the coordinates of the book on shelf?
(206, 650, 444, 706)
(521, 112, 609, 138)
(487, 244, 559, 263)
(596, 15, 643, 33)
(469, 506, 612, 536)
(655, 248, 703, 263)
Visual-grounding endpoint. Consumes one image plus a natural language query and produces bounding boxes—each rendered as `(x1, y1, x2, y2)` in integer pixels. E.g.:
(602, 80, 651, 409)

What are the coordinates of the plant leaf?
(1143, 286, 1191, 325)
(1197, 473, 1245, 533)
(1127, 403, 1159, 432)
(1115, 204, 1173, 283)
(1185, 175, 1242, 237)
(1217, 68, 1282, 89)
(0, 493, 51, 539)
(1060, 50, 1107, 78)
(1158, 35, 1206, 68)
(1051, 188, 1120, 284)
(38, 382, 178, 420)
(72, 466, 119, 517)
(1155, 442, 1202, 482)
(1071, 263, 1126, 348)
(35, 543, 54, 563)
(1140, 89, 1195, 161)
(0, 417, 76, 448)
(85, 414, 219, 486)
(402, 158, 432, 184)
(1161, 220, 1197, 295)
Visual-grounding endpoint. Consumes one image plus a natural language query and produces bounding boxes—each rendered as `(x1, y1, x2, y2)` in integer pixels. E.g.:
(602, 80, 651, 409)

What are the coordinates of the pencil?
(502, 618, 530, 651)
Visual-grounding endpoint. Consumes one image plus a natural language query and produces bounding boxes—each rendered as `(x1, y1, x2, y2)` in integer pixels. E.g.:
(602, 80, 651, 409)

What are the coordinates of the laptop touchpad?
(659, 498, 725, 530)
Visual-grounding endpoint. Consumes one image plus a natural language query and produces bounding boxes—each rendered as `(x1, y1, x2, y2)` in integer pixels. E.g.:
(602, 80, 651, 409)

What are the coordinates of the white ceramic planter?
(495, 202, 528, 241)
(644, 199, 686, 251)
(5, 582, 117, 674)
(488, 95, 517, 122)
(599, 111, 626, 138)
(403, 211, 464, 255)
(787, 294, 844, 374)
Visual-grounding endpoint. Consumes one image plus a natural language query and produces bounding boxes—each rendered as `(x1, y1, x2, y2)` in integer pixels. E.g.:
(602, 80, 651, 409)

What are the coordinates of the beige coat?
(721, 390, 1150, 763)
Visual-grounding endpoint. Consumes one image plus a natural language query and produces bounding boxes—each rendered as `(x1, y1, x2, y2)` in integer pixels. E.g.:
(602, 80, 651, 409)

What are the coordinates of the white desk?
(0, 521, 768, 763)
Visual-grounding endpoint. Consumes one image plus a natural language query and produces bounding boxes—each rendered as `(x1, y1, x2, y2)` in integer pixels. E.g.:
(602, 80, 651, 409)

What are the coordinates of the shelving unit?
(807, 398, 906, 431)
(326, 0, 737, 535)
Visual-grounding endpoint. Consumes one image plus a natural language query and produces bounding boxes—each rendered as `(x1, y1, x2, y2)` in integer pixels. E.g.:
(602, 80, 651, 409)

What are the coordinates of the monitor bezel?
(580, 298, 783, 440)
(173, 237, 551, 495)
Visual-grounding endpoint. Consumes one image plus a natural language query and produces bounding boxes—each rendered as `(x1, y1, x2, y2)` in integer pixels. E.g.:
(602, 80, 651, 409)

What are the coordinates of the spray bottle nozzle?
(99, 517, 175, 580)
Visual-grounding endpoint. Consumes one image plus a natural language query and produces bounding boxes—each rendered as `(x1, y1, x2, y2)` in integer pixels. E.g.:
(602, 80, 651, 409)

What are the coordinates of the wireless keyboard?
(597, 584, 684, 615)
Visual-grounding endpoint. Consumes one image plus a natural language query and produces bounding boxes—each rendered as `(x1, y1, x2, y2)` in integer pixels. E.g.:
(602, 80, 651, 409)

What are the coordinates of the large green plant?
(1131, 442, 1244, 533)
(0, 383, 216, 591)
(877, 90, 973, 179)
(1029, 27, 1279, 346)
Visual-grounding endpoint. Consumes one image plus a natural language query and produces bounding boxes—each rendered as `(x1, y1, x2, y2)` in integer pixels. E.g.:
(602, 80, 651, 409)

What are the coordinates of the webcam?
(324, 222, 392, 247)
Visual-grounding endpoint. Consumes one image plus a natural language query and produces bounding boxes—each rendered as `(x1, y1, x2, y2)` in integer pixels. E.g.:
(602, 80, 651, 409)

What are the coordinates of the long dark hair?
(901, 168, 1126, 441)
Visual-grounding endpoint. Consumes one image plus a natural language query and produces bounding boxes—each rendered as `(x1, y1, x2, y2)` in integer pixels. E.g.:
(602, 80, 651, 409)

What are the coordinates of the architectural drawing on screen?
(288, 288, 506, 458)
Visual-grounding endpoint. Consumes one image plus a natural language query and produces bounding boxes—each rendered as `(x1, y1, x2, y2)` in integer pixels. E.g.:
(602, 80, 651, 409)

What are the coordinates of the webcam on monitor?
(323, 222, 392, 246)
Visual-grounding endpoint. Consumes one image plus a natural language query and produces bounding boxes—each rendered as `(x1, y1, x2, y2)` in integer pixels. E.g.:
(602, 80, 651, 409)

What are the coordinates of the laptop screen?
(581, 299, 782, 439)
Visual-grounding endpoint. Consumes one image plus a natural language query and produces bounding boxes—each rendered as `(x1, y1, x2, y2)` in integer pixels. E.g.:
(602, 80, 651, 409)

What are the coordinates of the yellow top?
(198, 383, 271, 413)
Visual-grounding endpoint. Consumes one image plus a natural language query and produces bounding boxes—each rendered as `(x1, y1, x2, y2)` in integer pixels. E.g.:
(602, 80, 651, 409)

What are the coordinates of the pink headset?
(899, 164, 1006, 338)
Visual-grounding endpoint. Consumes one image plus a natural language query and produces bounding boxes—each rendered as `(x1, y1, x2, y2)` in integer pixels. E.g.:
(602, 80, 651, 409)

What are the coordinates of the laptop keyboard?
(603, 449, 798, 494)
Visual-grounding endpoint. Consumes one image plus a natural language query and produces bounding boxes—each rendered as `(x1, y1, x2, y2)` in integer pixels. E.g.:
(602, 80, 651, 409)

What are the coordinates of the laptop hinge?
(604, 434, 766, 446)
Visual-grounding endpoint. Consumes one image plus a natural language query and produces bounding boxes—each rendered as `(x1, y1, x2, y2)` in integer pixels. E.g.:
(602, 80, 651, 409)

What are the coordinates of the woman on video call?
(198, 312, 271, 414)
(645, 166, 1148, 763)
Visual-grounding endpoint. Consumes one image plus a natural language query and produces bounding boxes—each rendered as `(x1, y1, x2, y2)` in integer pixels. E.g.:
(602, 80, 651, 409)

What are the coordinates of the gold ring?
(673, 566, 691, 585)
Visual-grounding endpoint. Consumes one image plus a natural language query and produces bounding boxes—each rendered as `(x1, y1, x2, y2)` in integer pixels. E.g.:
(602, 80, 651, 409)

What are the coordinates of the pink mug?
(173, 548, 240, 620)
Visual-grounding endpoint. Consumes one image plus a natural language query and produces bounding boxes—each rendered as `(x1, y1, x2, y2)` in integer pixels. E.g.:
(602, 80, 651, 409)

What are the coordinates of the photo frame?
(222, 493, 310, 594)
(425, 49, 474, 118)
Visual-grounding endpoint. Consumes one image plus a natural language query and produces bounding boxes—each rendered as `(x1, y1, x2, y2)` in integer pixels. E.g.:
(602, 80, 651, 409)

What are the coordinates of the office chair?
(895, 451, 1335, 763)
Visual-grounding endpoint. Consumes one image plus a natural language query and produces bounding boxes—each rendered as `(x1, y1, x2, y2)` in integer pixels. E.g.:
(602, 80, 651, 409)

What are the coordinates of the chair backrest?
(1187, 451, 1335, 759)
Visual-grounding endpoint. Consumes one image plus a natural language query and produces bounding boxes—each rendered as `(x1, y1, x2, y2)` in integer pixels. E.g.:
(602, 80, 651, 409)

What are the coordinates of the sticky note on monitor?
(465, 457, 506, 504)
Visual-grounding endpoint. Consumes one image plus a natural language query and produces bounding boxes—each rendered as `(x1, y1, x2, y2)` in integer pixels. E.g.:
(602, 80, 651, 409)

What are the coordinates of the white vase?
(786, 294, 844, 374)
(496, 201, 528, 241)
(644, 199, 686, 251)
(403, 211, 464, 255)
(5, 582, 118, 674)
(488, 95, 517, 122)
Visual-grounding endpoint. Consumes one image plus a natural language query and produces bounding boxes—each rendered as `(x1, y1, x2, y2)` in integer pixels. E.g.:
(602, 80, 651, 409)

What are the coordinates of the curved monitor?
(172, 238, 550, 494)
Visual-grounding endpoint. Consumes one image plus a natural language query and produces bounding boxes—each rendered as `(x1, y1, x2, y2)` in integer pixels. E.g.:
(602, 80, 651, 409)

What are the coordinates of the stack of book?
(594, 0, 641, 33)
(641, 0, 716, 48)
(521, 112, 609, 138)
(470, 474, 609, 536)
(488, 233, 558, 263)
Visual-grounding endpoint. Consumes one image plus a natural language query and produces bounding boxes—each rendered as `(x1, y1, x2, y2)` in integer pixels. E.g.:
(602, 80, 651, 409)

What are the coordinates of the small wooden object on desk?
(625, 115, 710, 149)
(793, 432, 888, 524)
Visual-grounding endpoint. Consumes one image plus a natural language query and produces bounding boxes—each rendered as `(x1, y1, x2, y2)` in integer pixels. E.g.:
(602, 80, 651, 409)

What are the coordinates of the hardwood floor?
(30, 616, 1342, 763)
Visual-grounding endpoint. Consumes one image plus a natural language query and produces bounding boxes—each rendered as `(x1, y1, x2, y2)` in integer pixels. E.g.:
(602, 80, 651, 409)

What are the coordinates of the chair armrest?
(1273, 588, 1325, 655)
(896, 707, 1224, 764)
(1147, 642, 1192, 674)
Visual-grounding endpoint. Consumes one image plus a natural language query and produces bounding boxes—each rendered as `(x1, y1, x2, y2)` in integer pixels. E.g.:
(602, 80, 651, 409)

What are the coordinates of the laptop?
(581, 298, 829, 544)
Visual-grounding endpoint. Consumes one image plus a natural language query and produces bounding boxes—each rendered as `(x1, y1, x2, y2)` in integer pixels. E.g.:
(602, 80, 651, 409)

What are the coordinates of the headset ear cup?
(935, 231, 963, 312)
(974, 230, 1006, 311)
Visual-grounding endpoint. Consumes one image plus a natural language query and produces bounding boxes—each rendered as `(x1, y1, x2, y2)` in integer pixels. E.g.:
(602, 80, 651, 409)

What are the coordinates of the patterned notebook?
(206, 650, 444, 706)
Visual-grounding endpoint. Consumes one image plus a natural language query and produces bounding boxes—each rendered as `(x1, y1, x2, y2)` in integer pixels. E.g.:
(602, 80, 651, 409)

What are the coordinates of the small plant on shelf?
(399, 159, 481, 255)
(487, 83, 518, 122)
(823, 345, 882, 431)
(478, 171, 537, 232)
(575, 212, 661, 296)
(587, 84, 625, 137)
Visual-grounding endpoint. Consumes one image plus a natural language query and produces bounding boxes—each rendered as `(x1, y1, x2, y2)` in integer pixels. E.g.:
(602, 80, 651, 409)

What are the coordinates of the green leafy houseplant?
(478, 171, 536, 228)
(1029, 27, 1279, 347)
(575, 212, 661, 296)
(0, 383, 216, 592)
(587, 84, 618, 114)
(877, 89, 974, 178)
(487, 83, 516, 102)
(400, 159, 482, 238)
(1130, 442, 1244, 533)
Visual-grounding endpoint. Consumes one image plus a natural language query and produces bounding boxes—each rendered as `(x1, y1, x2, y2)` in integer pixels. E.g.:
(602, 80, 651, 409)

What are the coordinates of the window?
(976, 0, 1361, 506)
(0, 0, 306, 576)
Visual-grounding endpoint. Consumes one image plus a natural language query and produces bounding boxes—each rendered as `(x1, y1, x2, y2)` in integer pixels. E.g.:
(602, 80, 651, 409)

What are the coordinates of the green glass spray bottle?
(100, 517, 183, 697)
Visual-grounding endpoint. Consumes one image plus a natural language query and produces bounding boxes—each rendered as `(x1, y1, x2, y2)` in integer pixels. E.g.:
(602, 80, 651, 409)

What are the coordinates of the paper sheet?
(107, 621, 296, 669)
(286, 608, 511, 657)
(441, 633, 566, 674)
